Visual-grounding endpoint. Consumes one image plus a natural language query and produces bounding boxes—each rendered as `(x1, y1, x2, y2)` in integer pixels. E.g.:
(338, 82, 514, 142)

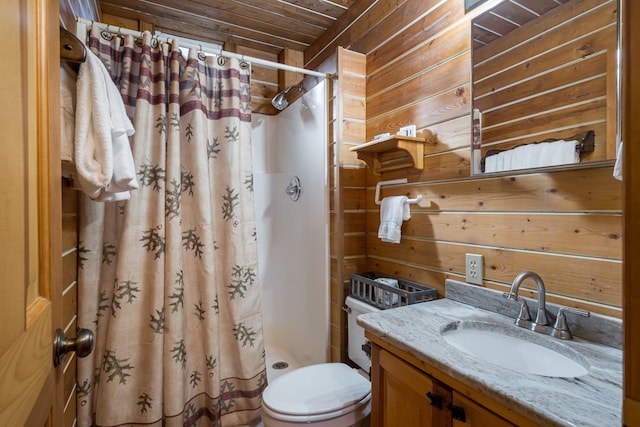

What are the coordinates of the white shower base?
(265, 345, 301, 382)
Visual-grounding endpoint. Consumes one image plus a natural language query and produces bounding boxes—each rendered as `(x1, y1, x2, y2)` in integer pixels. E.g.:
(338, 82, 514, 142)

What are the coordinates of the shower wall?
(252, 81, 329, 367)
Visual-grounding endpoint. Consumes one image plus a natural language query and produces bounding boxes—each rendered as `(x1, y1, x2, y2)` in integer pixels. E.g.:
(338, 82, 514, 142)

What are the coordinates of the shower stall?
(252, 81, 329, 380)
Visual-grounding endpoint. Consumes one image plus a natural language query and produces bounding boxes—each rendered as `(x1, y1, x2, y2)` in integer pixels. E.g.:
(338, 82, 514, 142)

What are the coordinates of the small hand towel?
(613, 141, 623, 181)
(75, 49, 138, 202)
(378, 196, 409, 244)
(374, 278, 399, 306)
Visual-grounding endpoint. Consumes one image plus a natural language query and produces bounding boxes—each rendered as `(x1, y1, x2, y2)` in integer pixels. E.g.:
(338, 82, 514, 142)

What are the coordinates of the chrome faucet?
(504, 271, 550, 333)
(504, 271, 590, 339)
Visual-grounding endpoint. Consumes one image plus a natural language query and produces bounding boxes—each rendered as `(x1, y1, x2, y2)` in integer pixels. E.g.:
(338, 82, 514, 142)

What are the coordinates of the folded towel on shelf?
(75, 49, 138, 202)
(484, 140, 580, 173)
(378, 196, 409, 244)
(539, 140, 580, 168)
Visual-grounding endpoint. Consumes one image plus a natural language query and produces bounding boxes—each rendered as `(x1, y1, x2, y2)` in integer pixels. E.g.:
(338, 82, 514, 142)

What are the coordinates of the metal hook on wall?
(286, 176, 301, 201)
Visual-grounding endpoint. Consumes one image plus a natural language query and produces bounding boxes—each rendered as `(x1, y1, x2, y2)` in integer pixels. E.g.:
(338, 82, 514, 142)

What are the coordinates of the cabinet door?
(452, 392, 516, 427)
(371, 346, 451, 427)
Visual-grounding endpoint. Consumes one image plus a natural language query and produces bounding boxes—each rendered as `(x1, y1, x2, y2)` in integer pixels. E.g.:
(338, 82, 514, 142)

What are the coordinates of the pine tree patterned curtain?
(76, 27, 266, 427)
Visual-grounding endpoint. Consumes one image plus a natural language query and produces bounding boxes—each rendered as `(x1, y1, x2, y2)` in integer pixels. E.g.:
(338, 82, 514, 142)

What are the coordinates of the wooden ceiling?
(98, 0, 357, 55)
(471, 0, 569, 49)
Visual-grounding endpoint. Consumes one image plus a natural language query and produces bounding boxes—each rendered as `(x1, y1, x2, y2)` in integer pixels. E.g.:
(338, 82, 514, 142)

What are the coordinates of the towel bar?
(374, 179, 423, 206)
(480, 130, 596, 172)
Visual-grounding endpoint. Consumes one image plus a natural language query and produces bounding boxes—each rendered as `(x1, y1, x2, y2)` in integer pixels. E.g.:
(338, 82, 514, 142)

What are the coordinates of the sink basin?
(441, 321, 589, 378)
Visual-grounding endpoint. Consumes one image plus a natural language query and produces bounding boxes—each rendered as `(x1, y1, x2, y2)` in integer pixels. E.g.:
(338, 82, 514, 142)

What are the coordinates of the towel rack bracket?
(374, 179, 422, 206)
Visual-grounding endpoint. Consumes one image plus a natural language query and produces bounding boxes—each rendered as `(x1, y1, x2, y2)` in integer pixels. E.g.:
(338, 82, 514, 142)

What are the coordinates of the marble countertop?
(357, 281, 622, 427)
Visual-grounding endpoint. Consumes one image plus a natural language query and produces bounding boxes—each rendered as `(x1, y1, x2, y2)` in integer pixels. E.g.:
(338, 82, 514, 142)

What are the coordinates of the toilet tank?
(345, 296, 380, 372)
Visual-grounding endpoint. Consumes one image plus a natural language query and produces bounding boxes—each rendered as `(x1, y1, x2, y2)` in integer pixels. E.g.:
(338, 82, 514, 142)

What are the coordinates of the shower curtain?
(76, 27, 266, 427)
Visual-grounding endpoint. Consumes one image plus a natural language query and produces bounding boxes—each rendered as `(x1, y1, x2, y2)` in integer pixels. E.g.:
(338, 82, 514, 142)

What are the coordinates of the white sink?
(441, 321, 589, 378)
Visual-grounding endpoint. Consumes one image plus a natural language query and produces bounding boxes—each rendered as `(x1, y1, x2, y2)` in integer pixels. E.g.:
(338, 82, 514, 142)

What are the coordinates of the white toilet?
(261, 296, 379, 426)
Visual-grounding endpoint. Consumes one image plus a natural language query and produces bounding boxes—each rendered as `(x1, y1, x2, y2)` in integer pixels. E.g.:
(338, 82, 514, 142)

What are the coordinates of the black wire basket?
(350, 272, 438, 310)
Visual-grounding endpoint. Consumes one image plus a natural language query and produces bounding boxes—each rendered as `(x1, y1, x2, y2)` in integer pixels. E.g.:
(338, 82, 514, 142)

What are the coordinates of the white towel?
(378, 196, 409, 244)
(613, 141, 623, 181)
(539, 140, 580, 167)
(60, 63, 77, 164)
(374, 278, 399, 306)
(484, 140, 579, 173)
(75, 50, 138, 201)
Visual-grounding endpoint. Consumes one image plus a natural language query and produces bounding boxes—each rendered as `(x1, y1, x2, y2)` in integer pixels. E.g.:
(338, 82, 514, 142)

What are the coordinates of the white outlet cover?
(465, 253, 483, 285)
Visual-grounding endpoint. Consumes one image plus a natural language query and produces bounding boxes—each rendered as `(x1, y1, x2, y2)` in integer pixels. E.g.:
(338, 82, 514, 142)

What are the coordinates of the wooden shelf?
(350, 135, 426, 175)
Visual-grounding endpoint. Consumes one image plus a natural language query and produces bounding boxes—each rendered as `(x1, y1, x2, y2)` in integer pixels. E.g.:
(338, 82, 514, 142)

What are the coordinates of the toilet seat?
(262, 363, 371, 424)
(262, 392, 371, 424)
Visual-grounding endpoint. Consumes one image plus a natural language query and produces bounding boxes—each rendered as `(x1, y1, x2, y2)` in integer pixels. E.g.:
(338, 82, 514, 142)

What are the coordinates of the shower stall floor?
(265, 345, 300, 382)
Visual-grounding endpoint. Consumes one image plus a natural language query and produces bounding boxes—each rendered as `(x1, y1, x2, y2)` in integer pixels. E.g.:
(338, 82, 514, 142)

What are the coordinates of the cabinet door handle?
(426, 391, 443, 409)
(447, 403, 467, 422)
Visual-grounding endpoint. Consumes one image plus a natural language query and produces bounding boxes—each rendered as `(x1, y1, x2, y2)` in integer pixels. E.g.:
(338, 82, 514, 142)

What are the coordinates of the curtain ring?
(101, 27, 114, 41)
(217, 55, 226, 66)
(239, 55, 249, 69)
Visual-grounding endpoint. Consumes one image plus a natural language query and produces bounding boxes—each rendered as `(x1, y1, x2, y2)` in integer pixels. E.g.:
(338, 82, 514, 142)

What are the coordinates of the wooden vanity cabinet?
(451, 393, 515, 427)
(371, 345, 452, 426)
(370, 343, 518, 427)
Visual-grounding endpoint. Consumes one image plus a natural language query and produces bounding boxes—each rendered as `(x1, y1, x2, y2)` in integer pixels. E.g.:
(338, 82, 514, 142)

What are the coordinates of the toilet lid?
(262, 363, 371, 416)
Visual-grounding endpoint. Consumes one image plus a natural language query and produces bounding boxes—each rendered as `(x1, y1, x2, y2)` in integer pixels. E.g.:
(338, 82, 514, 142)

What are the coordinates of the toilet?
(261, 296, 379, 426)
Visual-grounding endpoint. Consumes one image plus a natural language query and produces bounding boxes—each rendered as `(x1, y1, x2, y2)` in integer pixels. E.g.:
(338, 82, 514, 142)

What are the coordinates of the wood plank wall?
(307, 0, 623, 322)
(329, 48, 368, 362)
(61, 178, 80, 427)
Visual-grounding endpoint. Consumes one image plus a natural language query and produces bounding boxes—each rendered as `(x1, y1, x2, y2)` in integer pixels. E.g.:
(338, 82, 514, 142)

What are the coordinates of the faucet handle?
(559, 306, 590, 318)
(502, 292, 531, 326)
(516, 298, 531, 321)
(552, 306, 590, 340)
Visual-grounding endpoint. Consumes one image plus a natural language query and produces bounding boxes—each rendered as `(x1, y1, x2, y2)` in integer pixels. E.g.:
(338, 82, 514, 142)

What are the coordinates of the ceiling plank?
(100, 0, 313, 51)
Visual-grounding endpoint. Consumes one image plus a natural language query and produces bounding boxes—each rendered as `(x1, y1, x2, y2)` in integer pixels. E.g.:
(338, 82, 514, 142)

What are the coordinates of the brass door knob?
(54, 328, 94, 367)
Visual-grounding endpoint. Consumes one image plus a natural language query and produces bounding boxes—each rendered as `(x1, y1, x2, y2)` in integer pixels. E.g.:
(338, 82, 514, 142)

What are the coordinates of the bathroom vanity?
(370, 343, 519, 426)
(359, 280, 622, 427)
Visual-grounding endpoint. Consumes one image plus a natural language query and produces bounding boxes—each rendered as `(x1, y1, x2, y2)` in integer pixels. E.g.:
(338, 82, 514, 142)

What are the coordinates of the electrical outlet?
(465, 253, 483, 285)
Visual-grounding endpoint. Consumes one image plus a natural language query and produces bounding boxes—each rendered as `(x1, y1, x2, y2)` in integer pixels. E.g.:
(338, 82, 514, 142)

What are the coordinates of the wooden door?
(0, 0, 64, 425)
(371, 345, 451, 427)
(623, 1, 640, 425)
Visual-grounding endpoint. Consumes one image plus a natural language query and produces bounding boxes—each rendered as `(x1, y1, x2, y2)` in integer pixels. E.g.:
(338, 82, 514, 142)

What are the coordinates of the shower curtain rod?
(76, 17, 331, 79)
